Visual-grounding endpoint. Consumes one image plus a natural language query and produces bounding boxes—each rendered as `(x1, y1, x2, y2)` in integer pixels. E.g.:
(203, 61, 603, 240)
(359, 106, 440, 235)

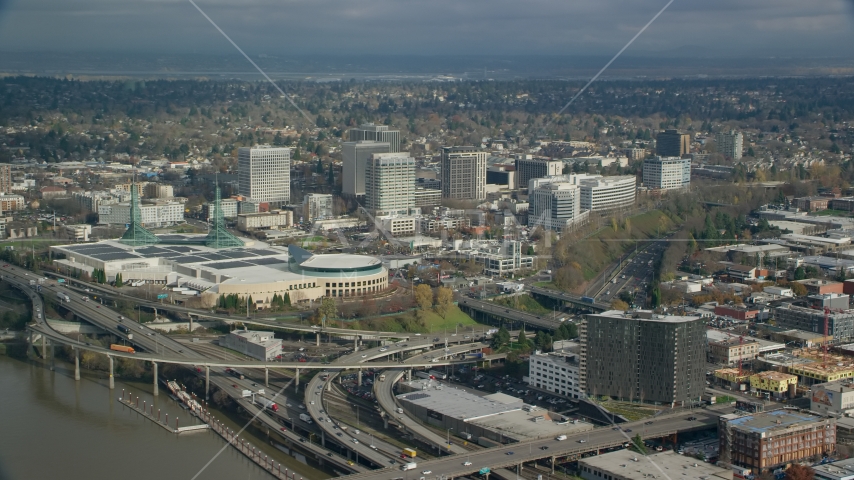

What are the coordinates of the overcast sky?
(1, 0, 853, 58)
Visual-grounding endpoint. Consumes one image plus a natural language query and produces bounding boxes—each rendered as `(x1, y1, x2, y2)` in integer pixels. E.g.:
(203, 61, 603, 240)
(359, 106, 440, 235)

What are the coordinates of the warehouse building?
(223, 329, 281, 361)
(579, 449, 732, 480)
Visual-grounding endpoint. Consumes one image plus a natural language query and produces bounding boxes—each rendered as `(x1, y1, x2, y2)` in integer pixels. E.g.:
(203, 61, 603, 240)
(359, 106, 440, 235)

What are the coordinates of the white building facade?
(716, 130, 744, 160)
(98, 201, 185, 227)
(365, 153, 415, 216)
(342, 140, 391, 197)
(238, 145, 291, 206)
(642, 156, 691, 191)
(528, 182, 589, 231)
(578, 175, 637, 212)
(528, 351, 583, 399)
(303, 193, 334, 222)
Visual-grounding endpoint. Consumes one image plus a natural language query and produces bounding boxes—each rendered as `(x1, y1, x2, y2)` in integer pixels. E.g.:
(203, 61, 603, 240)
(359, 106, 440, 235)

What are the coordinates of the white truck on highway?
(56, 292, 70, 303)
(400, 462, 417, 471)
(241, 389, 252, 398)
(555, 435, 567, 441)
(299, 413, 313, 424)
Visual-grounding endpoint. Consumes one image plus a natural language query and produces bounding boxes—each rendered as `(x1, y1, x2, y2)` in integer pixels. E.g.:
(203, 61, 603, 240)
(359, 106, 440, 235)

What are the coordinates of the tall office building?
(581, 310, 706, 406)
(643, 156, 691, 191)
(348, 123, 400, 152)
(716, 130, 743, 160)
(0, 164, 11, 194)
(515, 157, 563, 191)
(342, 141, 391, 197)
(440, 147, 487, 201)
(528, 182, 586, 231)
(365, 153, 415, 216)
(303, 193, 334, 222)
(238, 145, 291, 207)
(655, 129, 691, 157)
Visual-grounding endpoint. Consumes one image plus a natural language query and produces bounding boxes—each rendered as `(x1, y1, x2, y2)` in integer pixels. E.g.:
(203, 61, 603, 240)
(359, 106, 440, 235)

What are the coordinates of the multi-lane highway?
(341, 408, 719, 480)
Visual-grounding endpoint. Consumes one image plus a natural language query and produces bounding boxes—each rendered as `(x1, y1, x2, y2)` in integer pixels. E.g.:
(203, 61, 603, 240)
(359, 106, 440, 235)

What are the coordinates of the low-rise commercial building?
(714, 304, 761, 321)
(98, 200, 185, 227)
(237, 210, 293, 232)
(719, 409, 835, 474)
(413, 187, 442, 207)
(810, 380, 854, 417)
(579, 450, 732, 480)
(749, 371, 797, 397)
(708, 337, 760, 365)
(527, 350, 583, 399)
(799, 279, 845, 295)
(223, 329, 281, 361)
(205, 198, 238, 220)
(379, 216, 416, 236)
(303, 193, 334, 222)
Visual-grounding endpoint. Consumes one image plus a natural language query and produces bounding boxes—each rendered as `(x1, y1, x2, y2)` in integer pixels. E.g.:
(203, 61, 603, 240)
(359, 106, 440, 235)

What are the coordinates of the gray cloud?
(0, 0, 852, 57)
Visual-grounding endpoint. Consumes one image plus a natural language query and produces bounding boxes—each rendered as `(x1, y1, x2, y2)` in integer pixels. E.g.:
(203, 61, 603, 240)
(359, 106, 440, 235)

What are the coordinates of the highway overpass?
(528, 286, 610, 312)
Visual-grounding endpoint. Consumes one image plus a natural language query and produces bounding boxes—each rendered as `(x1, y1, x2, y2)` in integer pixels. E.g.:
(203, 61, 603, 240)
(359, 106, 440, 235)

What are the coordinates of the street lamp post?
(446, 428, 453, 449)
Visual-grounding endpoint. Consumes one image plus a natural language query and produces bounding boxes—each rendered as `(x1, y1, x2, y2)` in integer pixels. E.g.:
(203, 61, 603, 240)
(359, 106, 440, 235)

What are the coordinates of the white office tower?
(715, 130, 743, 160)
(342, 141, 391, 197)
(642, 156, 691, 191)
(365, 153, 415, 216)
(441, 146, 487, 201)
(238, 145, 291, 207)
(578, 175, 637, 212)
(528, 182, 588, 231)
(348, 123, 401, 152)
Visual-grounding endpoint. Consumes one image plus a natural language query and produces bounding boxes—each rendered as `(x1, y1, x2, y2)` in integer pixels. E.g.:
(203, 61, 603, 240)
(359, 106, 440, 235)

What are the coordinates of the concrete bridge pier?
(326, 379, 331, 392)
(264, 367, 268, 387)
(108, 355, 115, 389)
(551, 456, 556, 474)
(407, 369, 412, 381)
(205, 366, 210, 401)
(321, 430, 325, 447)
(74, 348, 80, 381)
(188, 313, 192, 333)
(353, 335, 359, 352)
(357, 368, 362, 387)
(383, 416, 388, 429)
(41, 335, 46, 360)
(152, 362, 159, 396)
(294, 368, 300, 393)
(316, 333, 320, 347)
(49, 342, 55, 371)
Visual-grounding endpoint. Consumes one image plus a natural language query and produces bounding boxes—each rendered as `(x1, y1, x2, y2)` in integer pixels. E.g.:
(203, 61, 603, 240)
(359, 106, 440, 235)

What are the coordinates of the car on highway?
(506, 451, 514, 455)
(421, 471, 431, 475)
(361, 354, 367, 358)
(578, 439, 586, 443)
(463, 461, 472, 466)
(280, 427, 287, 432)
(687, 416, 697, 421)
(336, 432, 343, 437)
(540, 446, 549, 450)
(351, 438, 359, 444)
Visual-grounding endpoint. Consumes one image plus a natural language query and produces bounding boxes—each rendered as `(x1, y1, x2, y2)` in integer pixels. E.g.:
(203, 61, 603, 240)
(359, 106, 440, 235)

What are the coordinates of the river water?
(0, 355, 327, 480)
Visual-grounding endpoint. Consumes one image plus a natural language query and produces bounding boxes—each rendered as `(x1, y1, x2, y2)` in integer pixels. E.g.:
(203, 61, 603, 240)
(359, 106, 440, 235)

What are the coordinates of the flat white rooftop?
(579, 450, 732, 480)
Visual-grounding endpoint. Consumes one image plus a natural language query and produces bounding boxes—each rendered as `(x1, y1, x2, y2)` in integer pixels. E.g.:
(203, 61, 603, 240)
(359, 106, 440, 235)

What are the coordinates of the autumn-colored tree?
(611, 299, 629, 311)
(414, 284, 433, 314)
(434, 287, 454, 318)
(784, 464, 815, 480)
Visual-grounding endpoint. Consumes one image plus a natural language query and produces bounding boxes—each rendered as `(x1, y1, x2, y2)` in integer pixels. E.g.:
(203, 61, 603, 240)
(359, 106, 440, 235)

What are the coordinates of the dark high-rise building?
(581, 310, 706, 406)
(348, 123, 400, 153)
(655, 129, 691, 157)
(342, 141, 391, 197)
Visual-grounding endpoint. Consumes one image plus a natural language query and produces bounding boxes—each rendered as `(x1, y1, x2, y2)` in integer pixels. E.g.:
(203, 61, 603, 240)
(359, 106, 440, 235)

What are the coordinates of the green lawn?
(592, 399, 659, 421)
(493, 294, 551, 314)
(815, 209, 850, 217)
(419, 305, 481, 333)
